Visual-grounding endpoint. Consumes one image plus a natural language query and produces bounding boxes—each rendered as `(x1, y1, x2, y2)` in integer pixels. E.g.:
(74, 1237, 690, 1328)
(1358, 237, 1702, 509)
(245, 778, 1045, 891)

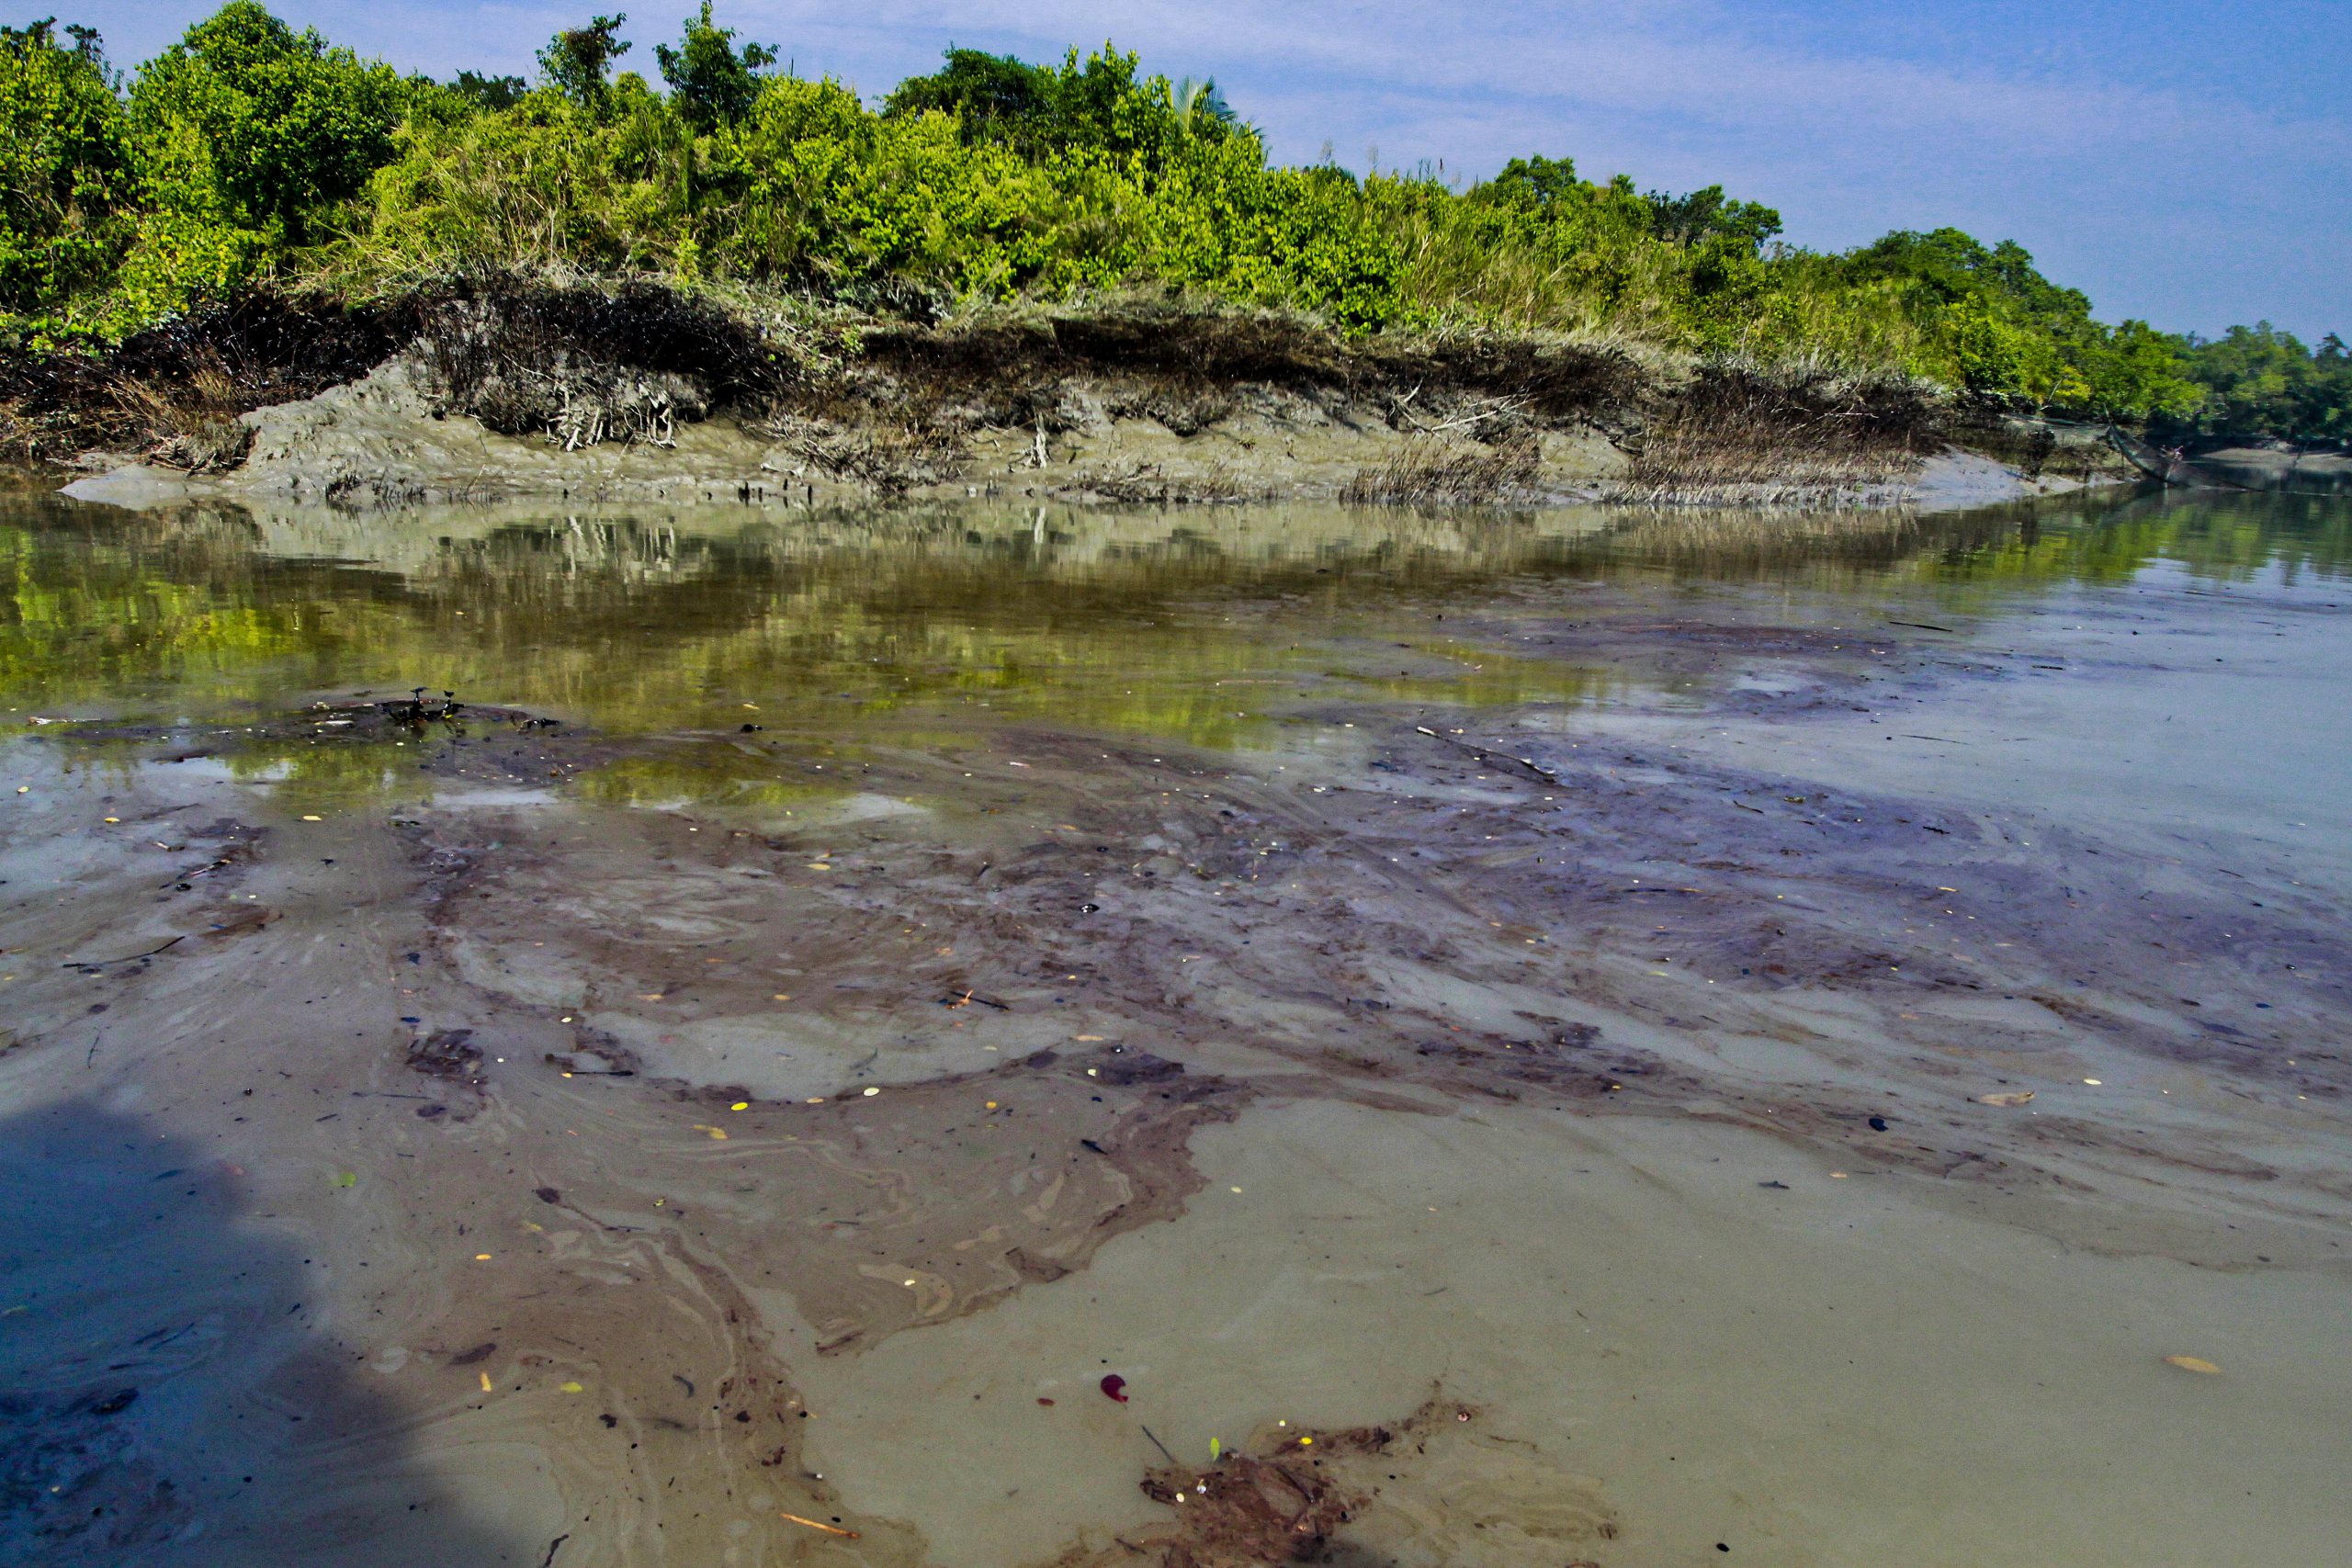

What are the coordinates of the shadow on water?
(0, 1101, 533, 1566)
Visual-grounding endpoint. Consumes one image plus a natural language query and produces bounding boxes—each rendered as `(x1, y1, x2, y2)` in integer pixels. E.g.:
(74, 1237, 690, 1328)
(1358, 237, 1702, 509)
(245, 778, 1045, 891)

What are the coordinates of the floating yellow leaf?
(560, 1381, 585, 1393)
(479, 1371, 492, 1392)
(692, 1124, 729, 1140)
(330, 1171, 357, 1188)
(1975, 1091, 2036, 1107)
(2164, 1355, 2221, 1375)
(730, 1101, 750, 1111)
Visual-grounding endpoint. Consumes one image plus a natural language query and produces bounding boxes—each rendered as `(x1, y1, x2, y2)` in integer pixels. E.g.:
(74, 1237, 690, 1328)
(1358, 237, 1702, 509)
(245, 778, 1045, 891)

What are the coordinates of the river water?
(3, 486, 2348, 1567)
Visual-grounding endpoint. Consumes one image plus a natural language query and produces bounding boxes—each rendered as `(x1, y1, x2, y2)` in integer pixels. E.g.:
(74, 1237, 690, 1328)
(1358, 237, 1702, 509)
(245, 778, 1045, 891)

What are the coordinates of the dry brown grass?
(862, 294, 1644, 422)
(0, 295, 413, 468)
(103, 354, 254, 472)
(1610, 364, 1939, 504)
(763, 412, 967, 496)
(1340, 430, 1542, 505)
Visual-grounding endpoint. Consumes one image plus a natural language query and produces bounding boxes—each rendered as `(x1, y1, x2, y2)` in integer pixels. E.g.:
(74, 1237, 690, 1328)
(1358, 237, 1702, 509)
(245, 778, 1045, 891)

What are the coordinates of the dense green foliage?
(447, 71, 525, 112)
(880, 45, 1235, 161)
(0, 19, 130, 313)
(115, 2, 406, 326)
(2173, 324, 2351, 440)
(0, 3, 2336, 431)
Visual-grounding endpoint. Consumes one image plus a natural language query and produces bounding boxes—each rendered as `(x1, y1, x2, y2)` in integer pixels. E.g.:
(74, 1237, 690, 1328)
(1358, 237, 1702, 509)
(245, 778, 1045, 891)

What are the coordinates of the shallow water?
(3, 486, 2349, 1566)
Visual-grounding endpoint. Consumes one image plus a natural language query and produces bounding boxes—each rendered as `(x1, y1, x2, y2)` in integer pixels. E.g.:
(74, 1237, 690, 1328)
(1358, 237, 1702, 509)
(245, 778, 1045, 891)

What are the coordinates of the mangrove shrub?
(0, 4, 2324, 429)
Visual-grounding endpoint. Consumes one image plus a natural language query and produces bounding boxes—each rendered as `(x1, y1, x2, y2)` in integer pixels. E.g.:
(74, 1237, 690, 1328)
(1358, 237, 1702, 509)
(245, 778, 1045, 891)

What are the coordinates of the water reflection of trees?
(6, 488, 2346, 750)
(1913, 489, 2352, 589)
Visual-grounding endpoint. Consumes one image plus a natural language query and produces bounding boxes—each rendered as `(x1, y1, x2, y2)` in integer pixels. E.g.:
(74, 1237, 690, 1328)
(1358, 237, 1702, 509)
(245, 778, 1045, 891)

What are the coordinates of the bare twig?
(1414, 727, 1563, 786)
(1138, 1423, 1180, 1466)
(64, 934, 186, 970)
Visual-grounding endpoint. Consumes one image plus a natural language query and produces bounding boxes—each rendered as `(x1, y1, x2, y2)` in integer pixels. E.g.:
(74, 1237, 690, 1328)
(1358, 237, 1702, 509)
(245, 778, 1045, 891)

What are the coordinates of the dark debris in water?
(55, 695, 607, 792)
(1082, 1397, 1516, 1568)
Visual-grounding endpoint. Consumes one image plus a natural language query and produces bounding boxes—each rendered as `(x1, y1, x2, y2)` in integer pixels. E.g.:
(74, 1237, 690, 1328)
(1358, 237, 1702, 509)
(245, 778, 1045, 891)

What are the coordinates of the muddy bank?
(9, 283, 2135, 512)
(6, 673, 2347, 1563)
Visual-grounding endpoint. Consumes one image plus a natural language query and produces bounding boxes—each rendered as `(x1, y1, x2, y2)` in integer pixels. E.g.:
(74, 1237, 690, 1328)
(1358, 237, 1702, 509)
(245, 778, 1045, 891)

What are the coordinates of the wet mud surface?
(5, 488, 2352, 1565)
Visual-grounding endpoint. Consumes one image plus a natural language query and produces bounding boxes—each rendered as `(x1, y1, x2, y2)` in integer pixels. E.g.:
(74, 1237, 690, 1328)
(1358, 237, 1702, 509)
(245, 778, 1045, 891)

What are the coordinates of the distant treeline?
(3, 4, 2345, 435)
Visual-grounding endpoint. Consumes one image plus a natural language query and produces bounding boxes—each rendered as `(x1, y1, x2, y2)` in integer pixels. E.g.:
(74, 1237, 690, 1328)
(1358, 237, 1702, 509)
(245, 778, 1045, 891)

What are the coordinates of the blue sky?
(82, 1, 2352, 341)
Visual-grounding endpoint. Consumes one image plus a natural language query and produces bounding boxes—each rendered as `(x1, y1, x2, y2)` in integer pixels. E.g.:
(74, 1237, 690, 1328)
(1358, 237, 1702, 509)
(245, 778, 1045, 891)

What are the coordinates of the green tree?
(2177, 323, 2351, 439)
(96, 3, 402, 322)
(2075, 318, 2201, 420)
(653, 3, 775, 133)
(1478, 154, 1583, 216)
(1943, 294, 2043, 397)
(537, 14, 631, 115)
(0, 17, 133, 316)
(883, 45, 1230, 167)
(1644, 184, 1782, 251)
(1847, 228, 2087, 321)
(127, 3, 402, 243)
(881, 48, 1055, 149)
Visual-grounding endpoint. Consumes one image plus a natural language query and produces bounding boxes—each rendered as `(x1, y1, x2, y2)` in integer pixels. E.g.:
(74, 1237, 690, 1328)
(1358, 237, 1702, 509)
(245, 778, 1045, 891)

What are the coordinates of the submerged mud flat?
(3, 488, 2351, 1566)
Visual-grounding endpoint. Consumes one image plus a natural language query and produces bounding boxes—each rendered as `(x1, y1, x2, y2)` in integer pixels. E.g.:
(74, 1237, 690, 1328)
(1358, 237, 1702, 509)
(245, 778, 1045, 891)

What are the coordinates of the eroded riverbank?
(16, 291, 2131, 513)
(4, 489, 2348, 1566)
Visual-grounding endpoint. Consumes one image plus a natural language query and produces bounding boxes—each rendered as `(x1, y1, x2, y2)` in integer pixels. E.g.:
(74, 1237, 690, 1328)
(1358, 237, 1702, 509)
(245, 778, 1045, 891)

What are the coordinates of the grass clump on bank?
(3, 4, 2347, 444)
